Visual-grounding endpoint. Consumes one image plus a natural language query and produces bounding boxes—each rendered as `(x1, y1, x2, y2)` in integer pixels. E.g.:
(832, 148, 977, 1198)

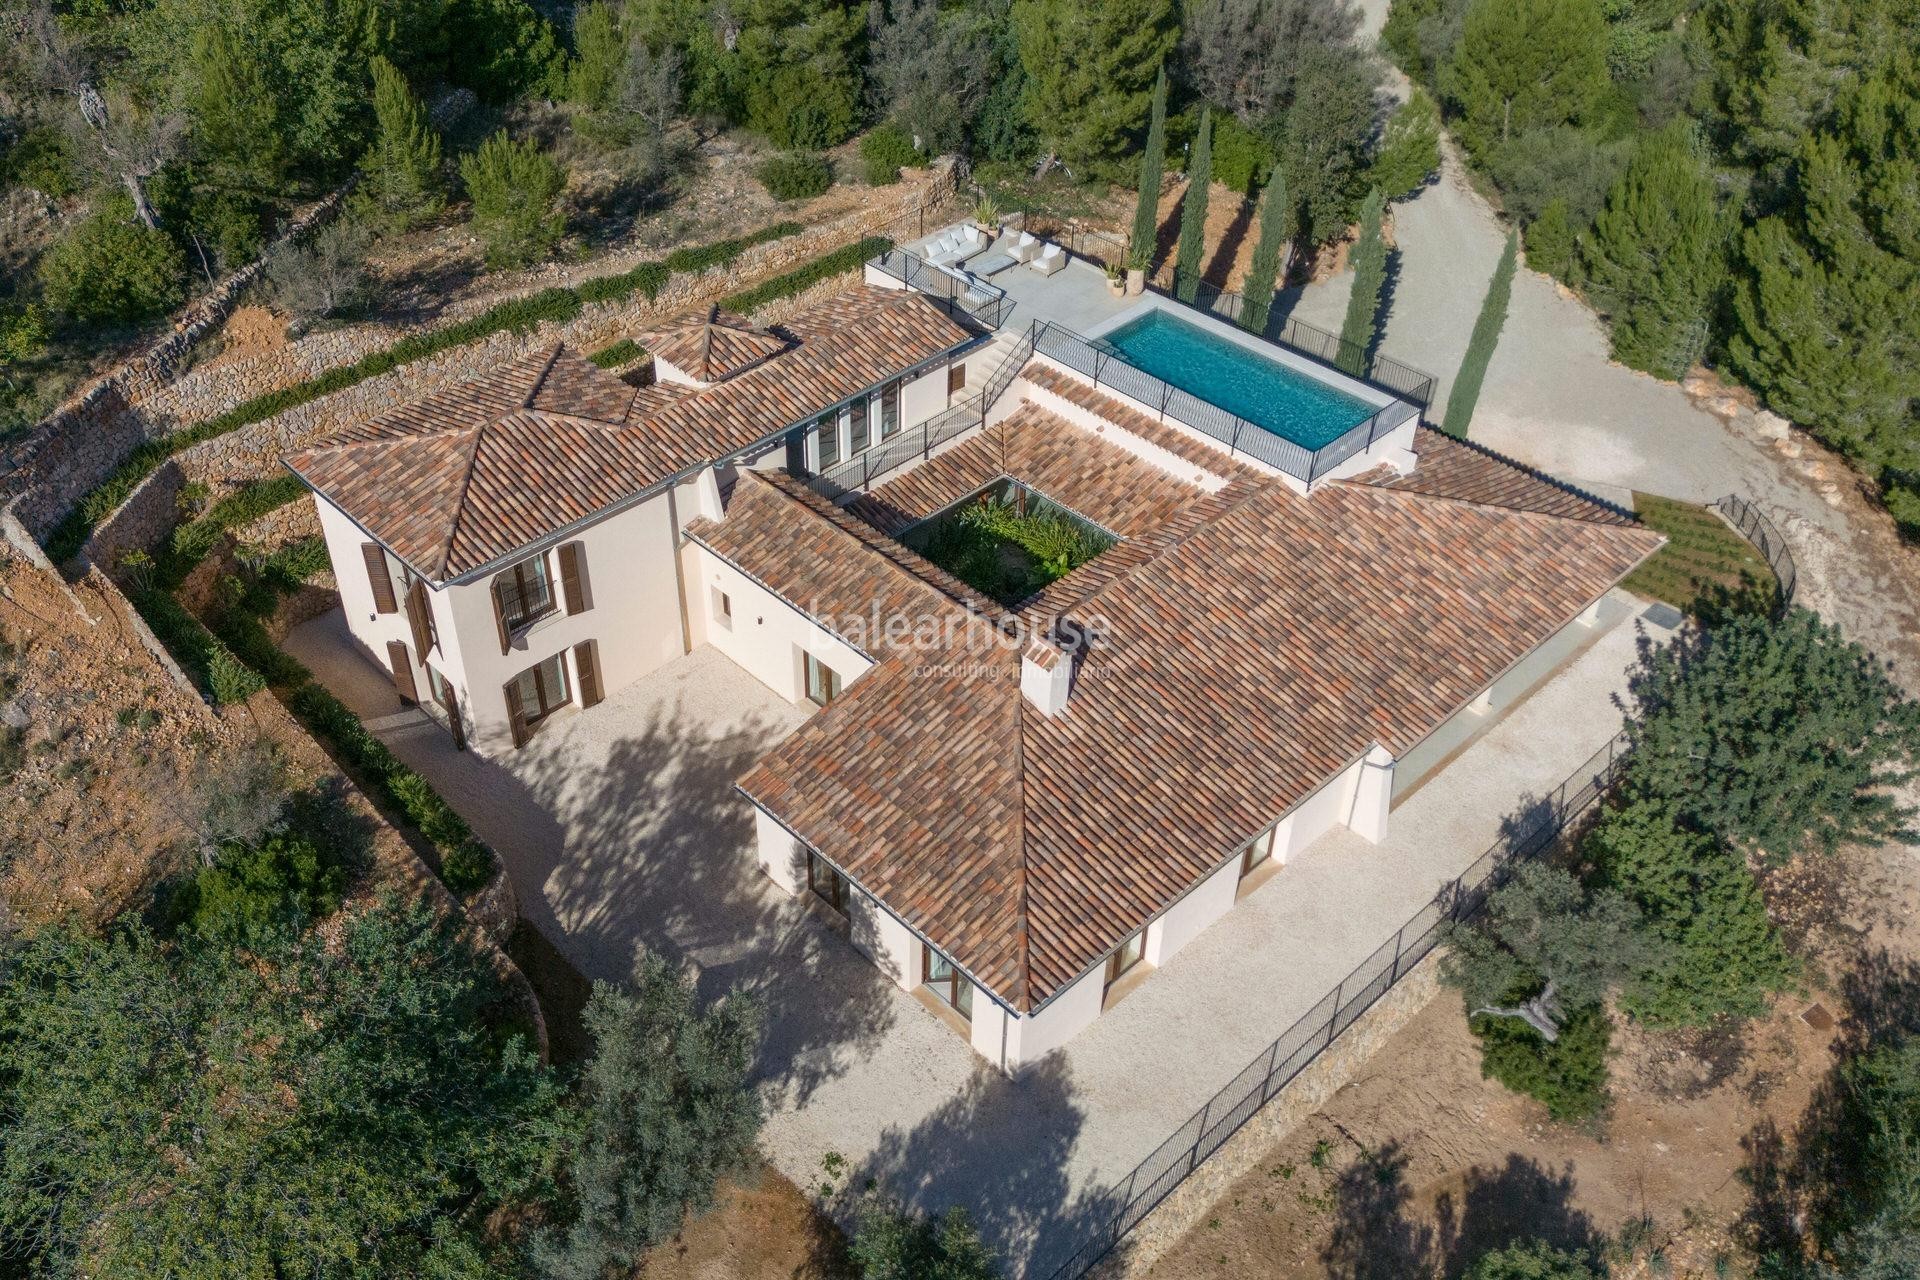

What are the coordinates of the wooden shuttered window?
(492, 580, 511, 655)
(362, 544, 398, 614)
(405, 577, 434, 658)
(558, 542, 591, 616)
(385, 641, 418, 704)
(503, 679, 530, 748)
(574, 640, 604, 709)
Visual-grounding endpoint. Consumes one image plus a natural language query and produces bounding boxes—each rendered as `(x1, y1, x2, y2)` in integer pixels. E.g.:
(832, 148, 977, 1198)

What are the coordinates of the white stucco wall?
(1147, 856, 1243, 968)
(754, 806, 807, 893)
(848, 890, 919, 989)
(682, 542, 874, 705)
(314, 495, 425, 702)
(1007, 966, 1106, 1069)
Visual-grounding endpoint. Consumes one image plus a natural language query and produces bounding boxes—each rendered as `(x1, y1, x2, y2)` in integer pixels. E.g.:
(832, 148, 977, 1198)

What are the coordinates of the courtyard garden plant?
(912, 489, 1114, 605)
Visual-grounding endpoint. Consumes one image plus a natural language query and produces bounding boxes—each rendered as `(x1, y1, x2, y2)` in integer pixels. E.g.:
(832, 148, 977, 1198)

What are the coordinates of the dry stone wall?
(77, 167, 958, 567)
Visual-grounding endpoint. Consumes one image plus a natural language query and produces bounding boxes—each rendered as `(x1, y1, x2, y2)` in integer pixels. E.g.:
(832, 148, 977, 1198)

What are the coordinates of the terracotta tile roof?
(845, 402, 1201, 540)
(1019, 361, 1262, 486)
(285, 286, 972, 582)
(723, 407, 1665, 1013)
(1367, 427, 1636, 524)
(637, 306, 790, 383)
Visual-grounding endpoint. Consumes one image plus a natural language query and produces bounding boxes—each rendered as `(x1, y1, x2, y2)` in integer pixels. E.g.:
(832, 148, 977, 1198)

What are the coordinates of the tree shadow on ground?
(1322, 1144, 1599, 1279)
(1202, 194, 1256, 290)
(1365, 247, 1402, 370)
(848, 1053, 1130, 1279)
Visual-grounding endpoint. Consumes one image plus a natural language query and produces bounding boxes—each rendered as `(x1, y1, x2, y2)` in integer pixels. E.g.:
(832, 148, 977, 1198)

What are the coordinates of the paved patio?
(286, 587, 1670, 1275)
(905, 226, 1136, 335)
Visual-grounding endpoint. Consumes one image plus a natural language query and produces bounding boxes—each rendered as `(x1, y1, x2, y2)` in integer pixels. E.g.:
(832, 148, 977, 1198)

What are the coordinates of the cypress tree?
(1174, 108, 1212, 302)
(363, 56, 444, 230)
(1337, 187, 1387, 375)
(1442, 230, 1517, 437)
(1582, 125, 1724, 380)
(1129, 68, 1168, 273)
(1239, 171, 1291, 336)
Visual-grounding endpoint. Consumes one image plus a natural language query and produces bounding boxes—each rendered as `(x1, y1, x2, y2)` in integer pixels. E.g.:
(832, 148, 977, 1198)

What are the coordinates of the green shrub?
(1210, 113, 1274, 195)
(460, 131, 567, 268)
(588, 339, 644, 368)
(755, 152, 833, 201)
(2, 125, 79, 198)
(1462, 1239, 1600, 1279)
(261, 536, 331, 589)
(1470, 1002, 1611, 1122)
(41, 200, 186, 327)
(446, 0, 565, 102)
(207, 646, 266, 705)
(180, 831, 346, 948)
(747, 64, 859, 150)
(1525, 199, 1580, 283)
(721, 235, 891, 314)
(859, 124, 922, 185)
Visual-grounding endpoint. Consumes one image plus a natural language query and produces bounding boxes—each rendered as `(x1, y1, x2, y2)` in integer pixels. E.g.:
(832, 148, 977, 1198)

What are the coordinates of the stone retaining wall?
(1093, 954, 1446, 1279)
(14, 162, 957, 548)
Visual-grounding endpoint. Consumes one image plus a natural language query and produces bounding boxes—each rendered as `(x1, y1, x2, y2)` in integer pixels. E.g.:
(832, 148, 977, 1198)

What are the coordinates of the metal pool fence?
(1710, 493, 1798, 607)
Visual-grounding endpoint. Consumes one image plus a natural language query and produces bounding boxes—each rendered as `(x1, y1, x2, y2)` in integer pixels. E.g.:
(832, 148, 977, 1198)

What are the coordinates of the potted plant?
(1125, 240, 1149, 296)
(1104, 261, 1125, 296)
(972, 194, 1002, 234)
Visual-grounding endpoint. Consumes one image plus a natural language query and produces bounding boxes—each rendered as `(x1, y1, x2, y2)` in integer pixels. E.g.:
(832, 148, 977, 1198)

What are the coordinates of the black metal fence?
(1041, 728, 1633, 1280)
(869, 247, 1012, 331)
(1710, 493, 1798, 606)
(1168, 269, 1439, 409)
(1030, 320, 1421, 485)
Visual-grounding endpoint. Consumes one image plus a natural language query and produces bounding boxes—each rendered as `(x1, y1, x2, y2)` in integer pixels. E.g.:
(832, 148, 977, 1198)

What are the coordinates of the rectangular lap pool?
(1095, 309, 1377, 449)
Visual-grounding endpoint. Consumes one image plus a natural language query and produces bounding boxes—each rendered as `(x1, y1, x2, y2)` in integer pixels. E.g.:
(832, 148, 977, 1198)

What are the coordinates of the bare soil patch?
(638, 1165, 846, 1280)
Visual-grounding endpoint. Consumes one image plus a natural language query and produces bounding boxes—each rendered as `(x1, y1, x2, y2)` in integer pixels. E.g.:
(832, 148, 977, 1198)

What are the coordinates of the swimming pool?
(1095, 309, 1377, 450)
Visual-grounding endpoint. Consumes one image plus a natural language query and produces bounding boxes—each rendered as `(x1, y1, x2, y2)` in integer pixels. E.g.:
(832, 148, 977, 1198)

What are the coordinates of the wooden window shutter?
(492, 578, 511, 655)
(436, 677, 468, 751)
(385, 641, 418, 704)
(559, 542, 591, 615)
(405, 578, 432, 657)
(362, 544, 397, 614)
(575, 640, 604, 709)
(503, 679, 530, 748)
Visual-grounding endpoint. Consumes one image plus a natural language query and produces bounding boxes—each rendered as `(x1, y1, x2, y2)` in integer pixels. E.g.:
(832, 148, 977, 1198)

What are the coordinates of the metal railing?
(1030, 320, 1421, 485)
(1710, 493, 1798, 607)
(1168, 269, 1439, 409)
(1042, 728, 1633, 1280)
(869, 247, 1011, 331)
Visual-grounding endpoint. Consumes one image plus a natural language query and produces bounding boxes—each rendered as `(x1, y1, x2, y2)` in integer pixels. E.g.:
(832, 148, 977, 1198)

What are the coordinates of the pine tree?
(1369, 86, 1442, 202)
(1587, 800, 1798, 1028)
(1174, 108, 1213, 302)
(1524, 197, 1578, 282)
(1622, 607, 1920, 862)
(1582, 125, 1725, 380)
(363, 56, 444, 230)
(190, 24, 284, 188)
(1129, 68, 1168, 273)
(1441, 0, 1610, 158)
(1442, 230, 1517, 437)
(1012, 0, 1180, 180)
(458, 130, 565, 267)
(1337, 187, 1387, 375)
(569, 1, 627, 112)
(1239, 171, 1291, 336)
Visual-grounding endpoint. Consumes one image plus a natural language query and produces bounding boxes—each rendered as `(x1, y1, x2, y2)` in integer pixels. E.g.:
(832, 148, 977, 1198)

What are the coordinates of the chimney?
(1020, 635, 1073, 716)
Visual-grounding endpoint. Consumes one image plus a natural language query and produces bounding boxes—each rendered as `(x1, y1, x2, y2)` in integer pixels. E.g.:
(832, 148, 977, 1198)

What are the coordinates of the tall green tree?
(0, 898, 565, 1276)
(1440, 0, 1610, 157)
(1622, 608, 1920, 862)
(1369, 86, 1443, 201)
(362, 55, 444, 229)
(849, 1195, 1002, 1280)
(1588, 799, 1798, 1028)
(1012, 0, 1179, 179)
(1129, 67, 1168, 272)
(1582, 125, 1724, 379)
(1443, 230, 1516, 437)
(530, 955, 763, 1279)
(1337, 186, 1387, 373)
(568, 1, 628, 111)
(459, 131, 566, 267)
(1272, 46, 1378, 245)
(1174, 108, 1213, 302)
(189, 23, 285, 187)
(1238, 170, 1291, 335)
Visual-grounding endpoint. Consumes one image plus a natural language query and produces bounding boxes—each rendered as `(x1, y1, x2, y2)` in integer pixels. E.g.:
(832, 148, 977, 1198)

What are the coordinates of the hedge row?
(587, 339, 645, 369)
(44, 220, 806, 562)
(122, 474, 497, 894)
(721, 235, 893, 315)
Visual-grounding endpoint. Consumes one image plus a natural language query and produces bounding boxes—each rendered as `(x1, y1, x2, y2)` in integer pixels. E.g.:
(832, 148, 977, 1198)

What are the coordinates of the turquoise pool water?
(1096, 310, 1375, 449)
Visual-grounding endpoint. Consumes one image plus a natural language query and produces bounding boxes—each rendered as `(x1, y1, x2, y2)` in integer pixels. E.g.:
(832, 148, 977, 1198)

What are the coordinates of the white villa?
(286, 229, 1662, 1071)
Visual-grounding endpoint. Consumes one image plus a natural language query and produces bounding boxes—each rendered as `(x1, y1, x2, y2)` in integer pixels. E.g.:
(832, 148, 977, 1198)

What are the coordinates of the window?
(713, 587, 733, 630)
(807, 851, 850, 914)
(878, 381, 900, 439)
(804, 652, 841, 706)
(846, 397, 869, 455)
(510, 651, 571, 724)
(1105, 930, 1146, 996)
(815, 411, 840, 470)
(1241, 826, 1277, 878)
(922, 944, 973, 1021)
(947, 363, 967, 395)
(494, 554, 556, 633)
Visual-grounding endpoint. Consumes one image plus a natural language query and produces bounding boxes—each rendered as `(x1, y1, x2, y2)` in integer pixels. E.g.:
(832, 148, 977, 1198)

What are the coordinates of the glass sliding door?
(815, 411, 840, 471)
(846, 397, 870, 456)
(921, 944, 973, 1020)
(510, 651, 571, 724)
(877, 380, 900, 440)
(803, 653, 842, 706)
